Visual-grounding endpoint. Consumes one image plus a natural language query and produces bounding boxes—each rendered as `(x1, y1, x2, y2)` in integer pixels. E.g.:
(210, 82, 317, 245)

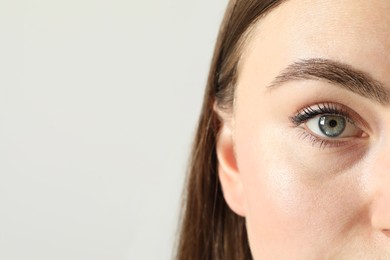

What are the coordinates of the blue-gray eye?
(305, 114, 361, 139)
(318, 115, 346, 137)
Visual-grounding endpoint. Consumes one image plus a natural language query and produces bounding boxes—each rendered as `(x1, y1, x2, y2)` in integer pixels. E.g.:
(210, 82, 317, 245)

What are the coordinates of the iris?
(318, 115, 346, 137)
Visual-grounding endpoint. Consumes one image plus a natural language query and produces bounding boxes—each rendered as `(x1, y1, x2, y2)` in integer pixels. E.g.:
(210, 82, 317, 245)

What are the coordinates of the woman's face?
(217, 0, 390, 258)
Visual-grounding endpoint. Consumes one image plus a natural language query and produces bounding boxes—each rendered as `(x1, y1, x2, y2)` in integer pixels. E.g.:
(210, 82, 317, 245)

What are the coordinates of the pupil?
(328, 120, 337, 128)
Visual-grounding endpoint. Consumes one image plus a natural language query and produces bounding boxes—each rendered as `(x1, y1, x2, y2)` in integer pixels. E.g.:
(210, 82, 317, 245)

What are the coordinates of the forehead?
(239, 0, 390, 89)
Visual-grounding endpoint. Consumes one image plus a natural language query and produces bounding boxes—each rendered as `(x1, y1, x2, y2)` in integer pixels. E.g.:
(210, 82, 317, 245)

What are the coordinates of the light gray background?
(0, 0, 227, 259)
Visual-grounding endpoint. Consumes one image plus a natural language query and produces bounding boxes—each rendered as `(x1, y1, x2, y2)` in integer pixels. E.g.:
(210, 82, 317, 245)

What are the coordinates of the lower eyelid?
(297, 130, 338, 149)
(297, 129, 356, 149)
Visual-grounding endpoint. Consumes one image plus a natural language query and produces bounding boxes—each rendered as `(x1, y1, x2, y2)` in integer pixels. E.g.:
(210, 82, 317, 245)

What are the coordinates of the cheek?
(236, 127, 314, 256)
(234, 122, 367, 258)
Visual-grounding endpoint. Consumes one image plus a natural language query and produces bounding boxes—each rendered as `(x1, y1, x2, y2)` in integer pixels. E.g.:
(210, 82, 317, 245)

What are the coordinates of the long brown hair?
(176, 1, 285, 259)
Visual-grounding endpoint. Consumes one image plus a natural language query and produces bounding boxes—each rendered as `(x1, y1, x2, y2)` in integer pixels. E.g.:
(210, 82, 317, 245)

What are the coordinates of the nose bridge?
(368, 138, 390, 235)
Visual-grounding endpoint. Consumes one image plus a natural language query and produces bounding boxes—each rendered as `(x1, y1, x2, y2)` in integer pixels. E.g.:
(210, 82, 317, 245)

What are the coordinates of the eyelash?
(289, 102, 358, 149)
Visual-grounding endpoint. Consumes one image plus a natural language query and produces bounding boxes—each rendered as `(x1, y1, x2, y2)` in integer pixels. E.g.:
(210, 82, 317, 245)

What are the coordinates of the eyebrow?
(267, 58, 390, 105)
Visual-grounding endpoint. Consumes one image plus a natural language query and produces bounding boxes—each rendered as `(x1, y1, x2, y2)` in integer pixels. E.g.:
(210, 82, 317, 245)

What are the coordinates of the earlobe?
(215, 114, 246, 217)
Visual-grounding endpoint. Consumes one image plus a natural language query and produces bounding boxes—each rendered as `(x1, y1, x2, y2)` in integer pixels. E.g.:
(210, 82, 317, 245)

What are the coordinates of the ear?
(215, 106, 246, 217)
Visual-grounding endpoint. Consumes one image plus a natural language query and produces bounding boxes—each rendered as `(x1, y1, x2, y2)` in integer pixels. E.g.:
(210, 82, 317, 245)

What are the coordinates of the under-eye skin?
(289, 103, 366, 149)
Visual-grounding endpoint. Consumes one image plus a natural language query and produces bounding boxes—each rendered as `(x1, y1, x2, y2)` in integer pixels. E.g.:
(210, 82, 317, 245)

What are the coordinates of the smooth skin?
(216, 0, 390, 258)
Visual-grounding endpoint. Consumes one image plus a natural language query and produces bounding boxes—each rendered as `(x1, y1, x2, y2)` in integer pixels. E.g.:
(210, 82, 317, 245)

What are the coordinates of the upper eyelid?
(300, 103, 350, 118)
(290, 102, 360, 129)
(290, 104, 348, 124)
